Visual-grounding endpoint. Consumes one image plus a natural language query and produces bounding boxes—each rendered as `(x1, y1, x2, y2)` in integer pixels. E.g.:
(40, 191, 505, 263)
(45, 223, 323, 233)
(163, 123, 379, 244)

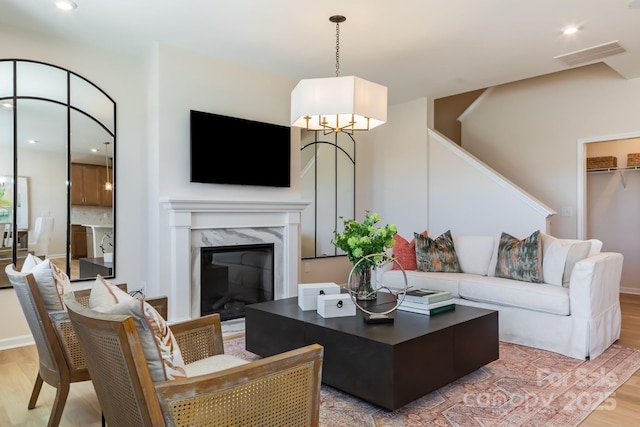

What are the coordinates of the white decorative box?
(298, 283, 341, 311)
(317, 294, 356, 318)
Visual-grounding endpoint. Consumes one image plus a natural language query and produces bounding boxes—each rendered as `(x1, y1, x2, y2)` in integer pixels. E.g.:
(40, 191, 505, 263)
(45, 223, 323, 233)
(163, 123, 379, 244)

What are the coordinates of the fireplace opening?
(200, 243, 274, 320)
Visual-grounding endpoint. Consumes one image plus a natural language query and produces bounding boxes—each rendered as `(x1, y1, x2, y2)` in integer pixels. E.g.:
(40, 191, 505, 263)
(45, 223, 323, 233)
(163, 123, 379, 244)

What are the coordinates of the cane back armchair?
(4, 264, 167, 427)
(63, 292, 324, 427)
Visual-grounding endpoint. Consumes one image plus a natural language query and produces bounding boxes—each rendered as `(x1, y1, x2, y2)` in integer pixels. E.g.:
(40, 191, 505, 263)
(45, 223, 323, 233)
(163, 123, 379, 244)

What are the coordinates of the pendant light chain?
(335, 20, 340, 77)
(330, 15, 346, 77)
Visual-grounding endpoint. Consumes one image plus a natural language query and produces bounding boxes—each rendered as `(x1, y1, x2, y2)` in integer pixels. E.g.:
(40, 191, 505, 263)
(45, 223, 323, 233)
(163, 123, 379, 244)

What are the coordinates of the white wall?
(427, 130, 553, 238)
(369, 98, 429, 238)
(461, 63, 640, 239)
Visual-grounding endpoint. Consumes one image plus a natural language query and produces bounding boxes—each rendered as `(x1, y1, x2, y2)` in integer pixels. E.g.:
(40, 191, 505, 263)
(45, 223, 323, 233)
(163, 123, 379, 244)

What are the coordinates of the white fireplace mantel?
(160, 198, 311, 214)
(160, 198, 310, 321)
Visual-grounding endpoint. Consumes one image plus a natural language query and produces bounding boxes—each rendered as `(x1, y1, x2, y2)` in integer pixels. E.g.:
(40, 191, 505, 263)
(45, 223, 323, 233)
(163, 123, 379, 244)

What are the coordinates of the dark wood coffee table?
(245, 294, 499, 410)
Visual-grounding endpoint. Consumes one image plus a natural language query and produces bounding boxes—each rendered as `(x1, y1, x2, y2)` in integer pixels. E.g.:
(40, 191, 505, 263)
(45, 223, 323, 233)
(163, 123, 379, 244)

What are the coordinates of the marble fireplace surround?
(161, 199, 309, 321)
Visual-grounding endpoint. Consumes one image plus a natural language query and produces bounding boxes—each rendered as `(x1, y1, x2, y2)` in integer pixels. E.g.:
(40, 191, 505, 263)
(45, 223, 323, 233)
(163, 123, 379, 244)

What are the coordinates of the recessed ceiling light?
(1, 101, 13, 110)
(55, 0, 77, 11)
(91, 148, 99, 153)
(563, 26, 579, 35)
(28, 139, 38, 144)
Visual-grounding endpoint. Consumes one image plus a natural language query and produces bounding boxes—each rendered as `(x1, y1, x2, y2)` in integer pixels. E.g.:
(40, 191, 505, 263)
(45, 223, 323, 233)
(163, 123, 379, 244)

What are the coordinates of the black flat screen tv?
(190, 110, 291, 187)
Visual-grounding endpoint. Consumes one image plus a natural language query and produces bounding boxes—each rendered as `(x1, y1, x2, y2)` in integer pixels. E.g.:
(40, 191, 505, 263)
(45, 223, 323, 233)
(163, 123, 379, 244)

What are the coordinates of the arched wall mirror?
(0, 59, 116, 287)
(300, 130, 355, 259)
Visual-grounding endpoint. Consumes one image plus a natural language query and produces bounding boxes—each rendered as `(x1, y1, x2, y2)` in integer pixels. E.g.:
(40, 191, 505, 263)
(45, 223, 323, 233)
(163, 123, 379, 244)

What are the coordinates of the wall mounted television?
(190, 110, 291, 187)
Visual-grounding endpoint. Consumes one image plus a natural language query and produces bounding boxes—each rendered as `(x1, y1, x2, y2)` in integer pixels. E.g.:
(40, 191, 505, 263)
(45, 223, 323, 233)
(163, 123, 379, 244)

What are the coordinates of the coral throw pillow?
(495, 230, 543, 283)
(392, 231, 427, 270)
(415, 230, 462, 273)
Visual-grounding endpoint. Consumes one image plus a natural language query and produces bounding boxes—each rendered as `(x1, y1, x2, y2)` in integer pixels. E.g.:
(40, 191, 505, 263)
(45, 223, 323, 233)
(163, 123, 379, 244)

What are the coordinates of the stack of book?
(398, 289, 455, 315)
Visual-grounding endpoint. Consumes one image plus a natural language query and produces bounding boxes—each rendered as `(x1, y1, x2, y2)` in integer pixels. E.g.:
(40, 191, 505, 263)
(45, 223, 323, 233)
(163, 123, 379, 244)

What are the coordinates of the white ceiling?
(1, 0, 640, 105)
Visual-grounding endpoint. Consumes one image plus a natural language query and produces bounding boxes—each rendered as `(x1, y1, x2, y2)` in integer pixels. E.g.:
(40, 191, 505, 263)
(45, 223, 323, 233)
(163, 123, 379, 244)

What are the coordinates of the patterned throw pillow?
(495, 230, 543, 283)
(414, 230, 462, 272)
(392, 231, 428, 270)
(89, 276, 186, 381)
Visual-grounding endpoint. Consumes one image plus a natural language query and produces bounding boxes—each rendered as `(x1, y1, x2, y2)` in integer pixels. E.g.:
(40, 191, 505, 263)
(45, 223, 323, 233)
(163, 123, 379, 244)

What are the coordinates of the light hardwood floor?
(580, 293, 640, 426)
(0, 295, 639, 426)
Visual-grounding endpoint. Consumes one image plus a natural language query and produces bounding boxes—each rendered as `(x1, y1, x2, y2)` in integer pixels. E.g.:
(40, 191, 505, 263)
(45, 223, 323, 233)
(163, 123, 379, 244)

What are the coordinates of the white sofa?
(380, 232, 623, 360)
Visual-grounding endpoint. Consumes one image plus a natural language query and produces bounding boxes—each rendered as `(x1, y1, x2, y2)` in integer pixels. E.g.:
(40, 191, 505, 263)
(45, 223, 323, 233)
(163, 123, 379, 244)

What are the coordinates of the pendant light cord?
(104, 142, 110, 183)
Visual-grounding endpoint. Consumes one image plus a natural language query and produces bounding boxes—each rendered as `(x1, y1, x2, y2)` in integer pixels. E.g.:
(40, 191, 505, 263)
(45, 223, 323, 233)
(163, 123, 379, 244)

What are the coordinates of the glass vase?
(350, 265, 377, 301)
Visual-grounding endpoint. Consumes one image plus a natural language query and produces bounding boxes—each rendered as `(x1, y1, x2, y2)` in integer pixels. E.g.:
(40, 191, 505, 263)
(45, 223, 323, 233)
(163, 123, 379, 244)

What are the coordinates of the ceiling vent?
(554, 41, 626, 67)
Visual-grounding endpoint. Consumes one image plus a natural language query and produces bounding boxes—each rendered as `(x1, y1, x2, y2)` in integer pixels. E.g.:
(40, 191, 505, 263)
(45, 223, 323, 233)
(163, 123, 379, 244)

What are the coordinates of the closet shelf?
(587, 166, 640, 174)
(588, 166, 639, 189)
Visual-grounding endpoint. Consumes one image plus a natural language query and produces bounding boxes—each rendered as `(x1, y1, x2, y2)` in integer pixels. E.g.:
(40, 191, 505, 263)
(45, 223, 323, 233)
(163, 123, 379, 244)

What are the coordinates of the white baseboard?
(620, 288, 640, 295)
(0, 335, 34, 351)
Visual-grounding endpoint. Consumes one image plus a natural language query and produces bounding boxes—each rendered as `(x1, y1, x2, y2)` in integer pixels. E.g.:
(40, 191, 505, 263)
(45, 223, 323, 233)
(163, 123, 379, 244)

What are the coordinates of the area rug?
(223, 336, 640, 426)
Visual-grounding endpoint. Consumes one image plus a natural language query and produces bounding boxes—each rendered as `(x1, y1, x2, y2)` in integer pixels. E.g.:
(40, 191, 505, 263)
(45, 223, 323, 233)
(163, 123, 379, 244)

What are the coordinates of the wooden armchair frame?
(4, 264, 167, 427)
(63, 293, 324, 427)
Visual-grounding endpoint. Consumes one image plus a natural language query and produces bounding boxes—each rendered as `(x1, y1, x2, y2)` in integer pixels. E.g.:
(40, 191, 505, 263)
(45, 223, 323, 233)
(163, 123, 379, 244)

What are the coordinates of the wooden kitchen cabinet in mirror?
(71, 224, 87, 259)
(71, 163, 112, 207)
(0, 59, 116, 283)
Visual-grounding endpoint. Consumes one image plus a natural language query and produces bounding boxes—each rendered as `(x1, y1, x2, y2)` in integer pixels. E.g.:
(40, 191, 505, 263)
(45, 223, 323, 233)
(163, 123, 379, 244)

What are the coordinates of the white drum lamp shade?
(291, 75, 387, 133)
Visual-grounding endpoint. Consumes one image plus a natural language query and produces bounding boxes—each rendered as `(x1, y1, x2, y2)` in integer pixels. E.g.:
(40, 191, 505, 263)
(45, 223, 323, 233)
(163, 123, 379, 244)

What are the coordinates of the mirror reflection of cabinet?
(71, 163, 101, 206)
(71, 224, 87, 259)
(0, 59, 116, 283)
(71, 163, 112, 207)
(300, 130, 355, 259)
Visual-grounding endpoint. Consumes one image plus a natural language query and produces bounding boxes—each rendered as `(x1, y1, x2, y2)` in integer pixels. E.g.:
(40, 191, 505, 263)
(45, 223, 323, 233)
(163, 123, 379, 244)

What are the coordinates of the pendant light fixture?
(103, 141, 113, 191)
(291, 15, 387, 135)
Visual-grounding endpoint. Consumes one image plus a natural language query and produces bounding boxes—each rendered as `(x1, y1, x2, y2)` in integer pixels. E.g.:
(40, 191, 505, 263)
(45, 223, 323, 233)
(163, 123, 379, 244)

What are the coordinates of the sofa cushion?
(586, 239, 603, 256)
(459, 276, 570, 316)
(185, 354, 249, 378)
(486, 234, 502, 277)
(89, 276, 187, 382)
(540, 233, 592, 286)
(495, 231, 543, 283)
(556, 238, 602, 257)
(415, 230, 462, 273)
(563, 242, 592, 285)
(452, 235, 496, 276)
(541, 238, 571, 286)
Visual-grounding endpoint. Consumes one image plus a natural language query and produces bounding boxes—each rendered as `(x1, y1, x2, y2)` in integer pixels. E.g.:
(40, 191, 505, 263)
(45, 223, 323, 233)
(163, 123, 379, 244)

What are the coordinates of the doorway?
(578, 132, 640, 294)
